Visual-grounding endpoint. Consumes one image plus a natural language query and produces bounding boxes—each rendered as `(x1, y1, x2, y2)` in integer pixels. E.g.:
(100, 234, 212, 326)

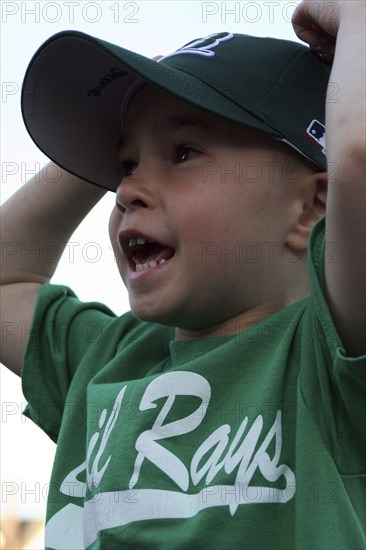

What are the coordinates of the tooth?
(135, 259, 166, 273)
(137, 238, 146, 245)
(129, 238, 137, 247)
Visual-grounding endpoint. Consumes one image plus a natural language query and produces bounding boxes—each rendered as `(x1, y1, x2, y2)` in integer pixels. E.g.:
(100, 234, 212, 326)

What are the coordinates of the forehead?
(121, 84, 278, 151)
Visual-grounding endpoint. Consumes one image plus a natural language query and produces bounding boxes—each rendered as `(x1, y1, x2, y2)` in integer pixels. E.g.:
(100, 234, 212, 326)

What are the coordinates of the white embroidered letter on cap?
(159, 32, 234, 61)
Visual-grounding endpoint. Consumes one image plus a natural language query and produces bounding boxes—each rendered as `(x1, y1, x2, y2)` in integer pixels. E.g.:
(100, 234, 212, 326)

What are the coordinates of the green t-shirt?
(22, 217, 366, 550)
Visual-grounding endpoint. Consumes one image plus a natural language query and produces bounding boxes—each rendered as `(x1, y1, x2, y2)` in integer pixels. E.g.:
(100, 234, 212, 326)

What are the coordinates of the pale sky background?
(1, 0, 303, 523)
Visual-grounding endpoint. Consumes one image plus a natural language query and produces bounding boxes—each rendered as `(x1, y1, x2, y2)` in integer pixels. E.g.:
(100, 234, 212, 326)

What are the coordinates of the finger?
(293, 10, 336, 57)
(292, 5, 322, 47)
(316, 51, 335, 66)
(292, 3, 313, 41)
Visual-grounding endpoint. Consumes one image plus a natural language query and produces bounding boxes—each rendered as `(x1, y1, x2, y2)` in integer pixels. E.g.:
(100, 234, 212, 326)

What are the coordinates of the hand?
(292, 0, 341, 65)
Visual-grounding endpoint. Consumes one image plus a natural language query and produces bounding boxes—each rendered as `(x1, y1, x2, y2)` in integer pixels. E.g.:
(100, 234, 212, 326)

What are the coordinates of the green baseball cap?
(21, 31, 331, 192)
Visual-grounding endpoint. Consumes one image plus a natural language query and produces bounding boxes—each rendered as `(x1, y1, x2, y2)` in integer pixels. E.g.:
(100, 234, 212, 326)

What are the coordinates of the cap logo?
(87, 67, 127, 98)
(305, 119, 326, 155)
(160, 32, 233, 61)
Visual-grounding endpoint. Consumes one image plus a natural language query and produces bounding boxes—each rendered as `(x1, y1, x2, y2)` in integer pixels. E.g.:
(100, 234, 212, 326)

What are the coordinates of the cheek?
(178, 202, 231, 267)
(108, 207, 120, 245)
(108, 207, 126, 272)
(108, 208, 127, 283)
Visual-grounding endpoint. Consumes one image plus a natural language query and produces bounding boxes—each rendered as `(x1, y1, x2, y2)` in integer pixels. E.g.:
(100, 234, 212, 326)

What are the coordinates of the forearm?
(326, 1, 365, 175)
(1, 162, 106, 284)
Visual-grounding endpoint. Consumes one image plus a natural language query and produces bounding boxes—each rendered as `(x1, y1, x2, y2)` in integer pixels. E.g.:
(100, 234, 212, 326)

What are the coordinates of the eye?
(174, 145, 201, 163)
(118, 160, 137, 179)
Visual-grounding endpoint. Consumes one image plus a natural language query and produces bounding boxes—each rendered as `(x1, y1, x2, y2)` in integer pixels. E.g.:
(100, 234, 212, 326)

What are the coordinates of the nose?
(115, 167, 157, 213)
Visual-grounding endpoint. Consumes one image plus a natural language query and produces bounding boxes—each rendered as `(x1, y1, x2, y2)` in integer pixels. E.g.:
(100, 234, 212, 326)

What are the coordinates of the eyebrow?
(118, 114, 220, 152)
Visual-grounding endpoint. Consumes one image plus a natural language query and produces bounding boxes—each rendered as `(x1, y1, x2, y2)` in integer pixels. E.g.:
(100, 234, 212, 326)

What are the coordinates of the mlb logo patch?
(305, 119, 326, 155)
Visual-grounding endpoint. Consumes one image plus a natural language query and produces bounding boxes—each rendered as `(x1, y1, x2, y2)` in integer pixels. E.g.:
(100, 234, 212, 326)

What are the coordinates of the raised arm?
(293, 0, 366, 356)
(0, 163, 106, 375)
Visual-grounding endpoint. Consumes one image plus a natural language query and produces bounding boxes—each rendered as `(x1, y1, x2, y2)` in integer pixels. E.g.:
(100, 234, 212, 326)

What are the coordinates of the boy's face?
(109, 85, 304, 333)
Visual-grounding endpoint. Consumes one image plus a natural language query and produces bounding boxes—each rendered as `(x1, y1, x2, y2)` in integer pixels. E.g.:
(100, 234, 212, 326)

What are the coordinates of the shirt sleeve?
(21, 283, 117, 442)
(306, 216, 366, 473)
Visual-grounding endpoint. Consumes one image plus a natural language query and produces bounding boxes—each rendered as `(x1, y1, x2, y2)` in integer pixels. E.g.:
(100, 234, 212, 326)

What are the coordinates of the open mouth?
(120, 233, 176, 273)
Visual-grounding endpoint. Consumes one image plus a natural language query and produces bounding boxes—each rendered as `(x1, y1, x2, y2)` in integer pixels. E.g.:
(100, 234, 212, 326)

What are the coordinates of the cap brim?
(22, 31, 286, 191)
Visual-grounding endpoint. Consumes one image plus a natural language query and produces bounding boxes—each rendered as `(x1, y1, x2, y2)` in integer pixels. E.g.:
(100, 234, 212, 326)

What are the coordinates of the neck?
(174, 303, 283, 342)
(175, 283, 310, 343)
(174, 256, 311, 342)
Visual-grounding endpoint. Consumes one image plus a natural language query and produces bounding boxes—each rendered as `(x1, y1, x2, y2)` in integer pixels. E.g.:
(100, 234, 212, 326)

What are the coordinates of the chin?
(130, 304, 210, 334)
(129, 301, 176, 327)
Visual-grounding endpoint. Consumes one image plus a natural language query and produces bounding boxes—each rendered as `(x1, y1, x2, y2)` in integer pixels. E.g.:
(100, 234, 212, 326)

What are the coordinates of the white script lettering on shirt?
(61, 371, 295, 518)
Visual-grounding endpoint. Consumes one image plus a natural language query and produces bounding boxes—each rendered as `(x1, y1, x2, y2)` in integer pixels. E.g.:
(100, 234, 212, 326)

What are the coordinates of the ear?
(286, 171, 328, 252)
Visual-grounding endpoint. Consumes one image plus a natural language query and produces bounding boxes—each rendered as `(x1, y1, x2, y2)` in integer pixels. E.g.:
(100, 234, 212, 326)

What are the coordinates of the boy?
(1, 0, 365, 548)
